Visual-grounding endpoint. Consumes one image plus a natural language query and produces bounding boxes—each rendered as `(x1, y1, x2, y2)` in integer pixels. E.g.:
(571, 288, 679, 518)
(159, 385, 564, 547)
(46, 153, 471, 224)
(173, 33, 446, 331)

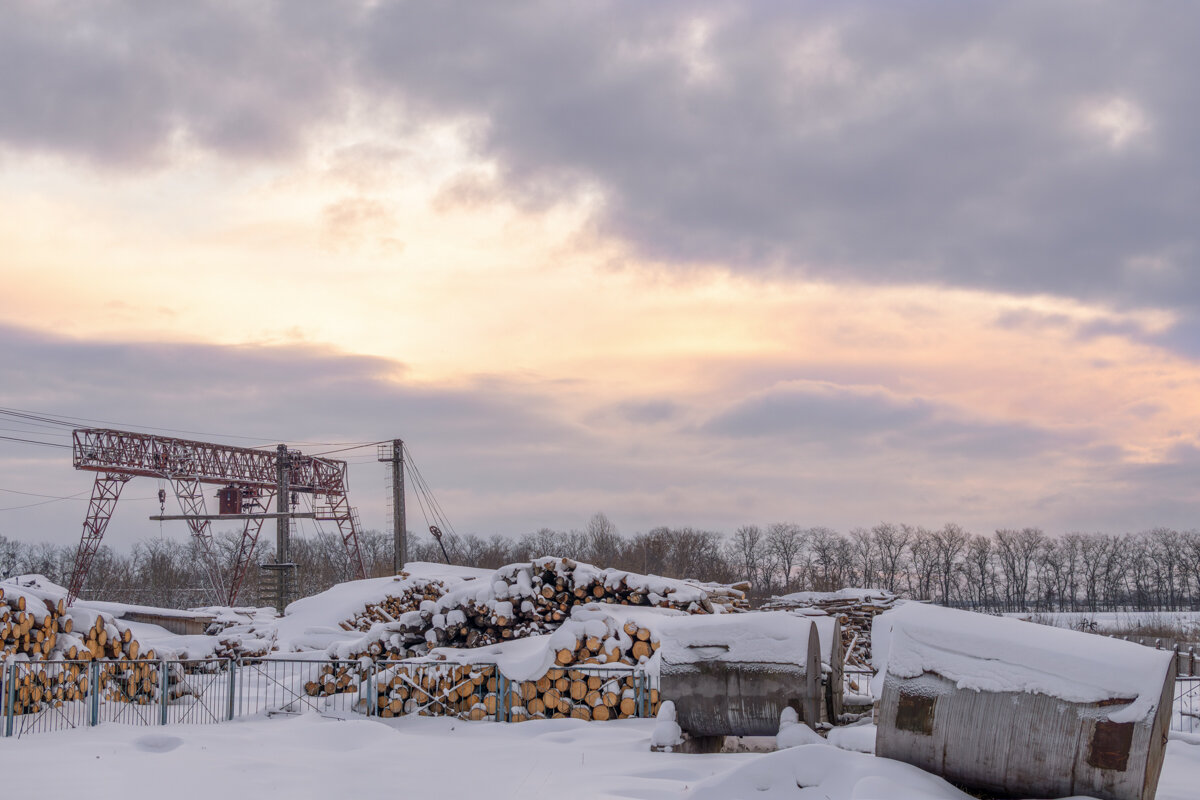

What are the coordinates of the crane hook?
(429, 525, 451, 564)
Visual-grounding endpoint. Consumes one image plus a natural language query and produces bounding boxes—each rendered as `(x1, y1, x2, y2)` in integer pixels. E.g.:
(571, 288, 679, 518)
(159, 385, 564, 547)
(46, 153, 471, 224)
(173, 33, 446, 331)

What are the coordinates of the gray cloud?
(701, 380, 1074, 461)
(0, 1, 350, 165)
(2, 324, 1196, 543)
(3, 2, 1199, 316)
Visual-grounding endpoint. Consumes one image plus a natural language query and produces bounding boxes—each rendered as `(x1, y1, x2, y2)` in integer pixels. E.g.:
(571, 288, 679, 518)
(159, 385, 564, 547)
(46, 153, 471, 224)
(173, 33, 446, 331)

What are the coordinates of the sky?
(2, 0, 1200, 552)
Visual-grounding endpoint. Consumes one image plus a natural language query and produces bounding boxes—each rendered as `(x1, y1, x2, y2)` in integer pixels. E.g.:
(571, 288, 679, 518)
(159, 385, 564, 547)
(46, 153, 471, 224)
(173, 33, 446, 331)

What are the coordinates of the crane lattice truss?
(66, 428, 367, 605)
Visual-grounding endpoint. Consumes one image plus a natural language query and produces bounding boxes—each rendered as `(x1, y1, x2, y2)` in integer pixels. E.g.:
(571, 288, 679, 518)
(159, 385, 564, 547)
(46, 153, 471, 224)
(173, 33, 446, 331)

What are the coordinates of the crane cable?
(403, 445, 458, 564)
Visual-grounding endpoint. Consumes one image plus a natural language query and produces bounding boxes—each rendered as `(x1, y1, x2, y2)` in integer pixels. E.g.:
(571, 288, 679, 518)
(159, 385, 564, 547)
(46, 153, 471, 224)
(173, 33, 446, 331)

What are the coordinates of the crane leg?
(316, 492, 367, 580)
(225, 489, 274, 606)
(170, 476, 226, 605)
(67, 472, 130, 603)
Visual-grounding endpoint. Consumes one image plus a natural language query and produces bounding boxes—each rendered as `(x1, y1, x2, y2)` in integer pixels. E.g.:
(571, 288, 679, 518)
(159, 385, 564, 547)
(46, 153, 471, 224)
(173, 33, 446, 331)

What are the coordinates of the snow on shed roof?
(658, 611, 821, 667)
(872, 603, 1173, 723)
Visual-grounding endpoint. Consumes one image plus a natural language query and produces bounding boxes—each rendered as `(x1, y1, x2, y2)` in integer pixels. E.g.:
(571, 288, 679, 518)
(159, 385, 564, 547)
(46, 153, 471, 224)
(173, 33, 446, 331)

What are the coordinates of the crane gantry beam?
(66, 428, 367, 606)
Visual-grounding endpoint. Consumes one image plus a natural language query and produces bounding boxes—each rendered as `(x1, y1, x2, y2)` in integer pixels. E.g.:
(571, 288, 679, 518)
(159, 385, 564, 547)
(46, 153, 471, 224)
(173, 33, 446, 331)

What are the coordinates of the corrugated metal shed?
(875, 604, 1175, 800)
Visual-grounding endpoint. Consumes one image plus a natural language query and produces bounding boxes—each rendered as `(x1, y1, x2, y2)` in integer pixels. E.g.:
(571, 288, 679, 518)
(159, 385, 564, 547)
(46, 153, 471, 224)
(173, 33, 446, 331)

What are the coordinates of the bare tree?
(848, 527, 876, 588)
(872, 522, 911, 594)
(730, 524, 767, 596)
(905, 527, 938, 600)
(961, 535, 995, 609)
(929, 523, 968, 604)
(767, 523, 805, 592)
(586, 512, 621, 568)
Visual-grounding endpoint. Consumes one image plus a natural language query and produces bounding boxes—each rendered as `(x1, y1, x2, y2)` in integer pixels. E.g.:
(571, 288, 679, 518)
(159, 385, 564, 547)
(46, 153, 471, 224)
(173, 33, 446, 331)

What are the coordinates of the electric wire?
(0, 488, 90, 511)
(0, 405, 382, 448)
(0, 433, 72, 448)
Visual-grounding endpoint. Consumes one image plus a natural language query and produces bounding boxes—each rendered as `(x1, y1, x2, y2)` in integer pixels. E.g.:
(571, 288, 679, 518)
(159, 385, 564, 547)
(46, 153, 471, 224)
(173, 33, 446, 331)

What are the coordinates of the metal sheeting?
(876, 661, 1176, 800)
(660, 619, 825, 737)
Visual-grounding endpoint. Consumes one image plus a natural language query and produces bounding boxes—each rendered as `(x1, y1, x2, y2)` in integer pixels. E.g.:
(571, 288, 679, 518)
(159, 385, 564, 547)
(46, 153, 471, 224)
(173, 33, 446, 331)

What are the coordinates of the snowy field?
(2, 714, 1198, 800)
(1008, 610, 1200, 641)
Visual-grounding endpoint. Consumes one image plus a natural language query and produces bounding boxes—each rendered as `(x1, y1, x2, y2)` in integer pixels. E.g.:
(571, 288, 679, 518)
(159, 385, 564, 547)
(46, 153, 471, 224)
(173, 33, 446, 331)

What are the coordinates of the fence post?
(495, 673, 506, 722)
(89, 661, 100, 727)
(159, 661, 169, 725)
(5, 663, 15, 737)
(365, 661, 375, 718)
(227, 658, 236, 721)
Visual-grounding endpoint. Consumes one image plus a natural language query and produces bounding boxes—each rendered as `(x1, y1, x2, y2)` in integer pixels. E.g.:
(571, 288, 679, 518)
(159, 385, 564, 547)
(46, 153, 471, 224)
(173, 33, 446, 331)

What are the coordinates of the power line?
(0, 433, 71, 449)
(0, 489, 90, 511)
(0, 487, 158, 511)
(0, 406, 382, 448)
(309, 442, 385, 457)
(0, 487, 84, 499)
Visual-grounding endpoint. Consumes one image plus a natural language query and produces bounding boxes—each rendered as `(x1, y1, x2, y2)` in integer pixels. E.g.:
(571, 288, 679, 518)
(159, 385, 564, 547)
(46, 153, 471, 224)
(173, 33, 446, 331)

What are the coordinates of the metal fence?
(1174, 677, 1200, 734)
(1, 658, 657, 738)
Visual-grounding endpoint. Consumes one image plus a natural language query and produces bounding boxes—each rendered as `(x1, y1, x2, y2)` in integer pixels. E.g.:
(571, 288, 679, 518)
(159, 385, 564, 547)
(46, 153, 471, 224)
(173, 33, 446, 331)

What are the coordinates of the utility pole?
(379, 439, 406, 573)
(272, 444, 293, 612)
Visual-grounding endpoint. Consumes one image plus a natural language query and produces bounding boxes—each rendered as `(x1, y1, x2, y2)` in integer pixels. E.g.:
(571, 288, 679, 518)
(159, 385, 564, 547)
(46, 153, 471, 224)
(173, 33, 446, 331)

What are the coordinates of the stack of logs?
(315, 612, 666, 721)
(338, 574, 450, 632)
(352, 662, 660, 722)
(335, 557, 740, 662)
(761, 589, 897, 667)
(2, 583, 161, 714)
(505, 668, 658, 722)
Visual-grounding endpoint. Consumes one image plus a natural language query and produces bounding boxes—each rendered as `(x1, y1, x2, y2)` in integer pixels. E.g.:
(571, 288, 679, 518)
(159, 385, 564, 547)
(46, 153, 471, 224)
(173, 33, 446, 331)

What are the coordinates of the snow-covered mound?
(873, 602, 1174, 723)
(685, 742, 975, 800)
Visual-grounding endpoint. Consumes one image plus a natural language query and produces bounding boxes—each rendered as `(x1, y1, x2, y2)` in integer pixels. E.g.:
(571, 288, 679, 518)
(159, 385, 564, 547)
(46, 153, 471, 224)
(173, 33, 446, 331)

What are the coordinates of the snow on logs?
(873, 603, 1176, 800)
(1, 578, 161, 714)
(330, 557, 743, 663)
(306, 559, 748, 722)
(336, 573, 451, 632)
(316, 605, 674, 720)
(761, 587, 897, 669)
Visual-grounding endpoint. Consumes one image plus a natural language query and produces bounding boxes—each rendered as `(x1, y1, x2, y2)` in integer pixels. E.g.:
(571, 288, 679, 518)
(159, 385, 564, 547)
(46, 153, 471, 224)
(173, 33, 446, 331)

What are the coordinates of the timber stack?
(321, 604, 672, 720)
(2, 581, 160, 714)
(338, 573, 450, 632)
(346, 557, 741, 659)
(761, 588, 897, 667)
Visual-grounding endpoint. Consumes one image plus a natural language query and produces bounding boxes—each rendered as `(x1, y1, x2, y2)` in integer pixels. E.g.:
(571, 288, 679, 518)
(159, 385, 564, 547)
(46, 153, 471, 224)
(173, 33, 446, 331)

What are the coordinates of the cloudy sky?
(3, 1, 1199, 551)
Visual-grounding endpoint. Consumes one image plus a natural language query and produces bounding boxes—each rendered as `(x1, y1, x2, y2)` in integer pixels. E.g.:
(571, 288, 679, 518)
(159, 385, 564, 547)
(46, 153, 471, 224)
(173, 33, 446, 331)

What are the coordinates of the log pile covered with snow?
(321, 603, 681, 720)
(331, 557, 741, 662)
(336, 572, 452, 632)
(2, 575, 163, 713)
(762, 587, 896, 668)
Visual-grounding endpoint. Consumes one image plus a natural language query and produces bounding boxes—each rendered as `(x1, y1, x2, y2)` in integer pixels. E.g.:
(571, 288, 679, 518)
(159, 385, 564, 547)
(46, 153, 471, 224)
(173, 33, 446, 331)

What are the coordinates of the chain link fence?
(1, 657, 657, 738)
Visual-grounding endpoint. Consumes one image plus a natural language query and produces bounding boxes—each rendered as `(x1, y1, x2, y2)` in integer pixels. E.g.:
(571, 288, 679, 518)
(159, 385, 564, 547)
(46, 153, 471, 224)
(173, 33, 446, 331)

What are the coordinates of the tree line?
(3, 515, 1199, 612)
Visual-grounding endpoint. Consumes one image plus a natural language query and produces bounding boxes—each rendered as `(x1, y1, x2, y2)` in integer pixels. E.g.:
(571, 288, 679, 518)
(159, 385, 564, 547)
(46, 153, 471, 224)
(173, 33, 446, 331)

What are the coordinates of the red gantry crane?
(66, 428, 367, 607)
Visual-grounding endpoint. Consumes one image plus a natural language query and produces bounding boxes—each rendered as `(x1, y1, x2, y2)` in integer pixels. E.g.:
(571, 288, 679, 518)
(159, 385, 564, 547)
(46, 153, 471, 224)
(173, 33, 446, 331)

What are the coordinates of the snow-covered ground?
(1008, 610, 1200, 640)
(2, 714, 1197, 800)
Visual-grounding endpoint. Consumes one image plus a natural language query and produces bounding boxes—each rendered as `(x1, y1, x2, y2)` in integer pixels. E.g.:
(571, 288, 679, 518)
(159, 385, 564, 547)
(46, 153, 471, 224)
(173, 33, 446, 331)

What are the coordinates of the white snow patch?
(873, 603, 1173, 723)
